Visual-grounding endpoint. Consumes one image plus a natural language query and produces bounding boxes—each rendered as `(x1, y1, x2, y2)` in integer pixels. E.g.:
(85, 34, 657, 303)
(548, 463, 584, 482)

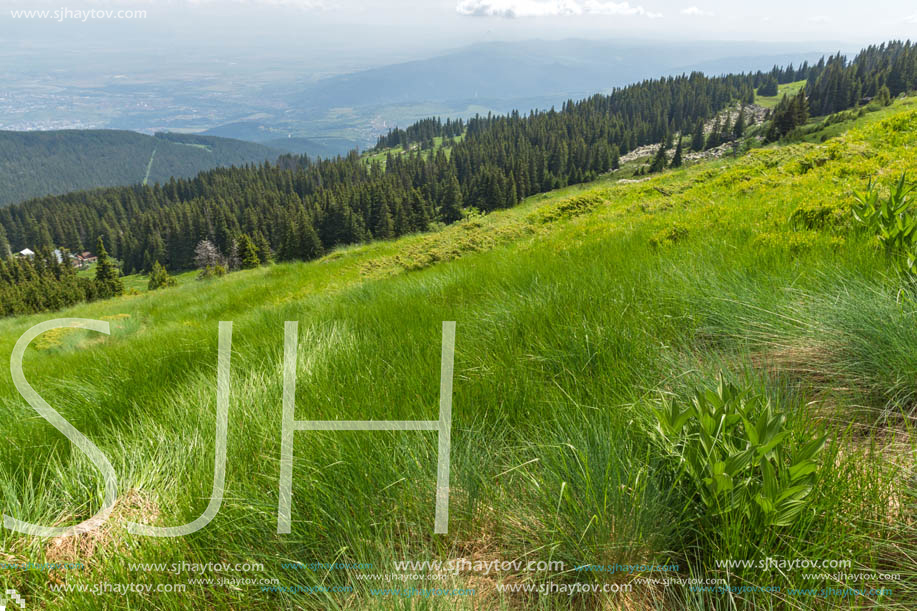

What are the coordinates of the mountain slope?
(0, 98, 913, 609)
(0, 130, 280, 207)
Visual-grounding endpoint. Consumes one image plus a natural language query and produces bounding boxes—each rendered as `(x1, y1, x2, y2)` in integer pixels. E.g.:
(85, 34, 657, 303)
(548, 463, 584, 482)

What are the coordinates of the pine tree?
(226, 239, 241, 271)
(299, 221, 324, 260)
(299, 220, 324, 260)
(253, 231, 273, 264)
(733, 108, 747, 139)
(720, 115, 733, 143)
(691, 118, 706, 152)
(238, 234, 260, 270)
(0, 225, 9, 258)
(441, 175, 464, 223)
(148, 261, 176, 290)
(794, 89, 810, 125)
(877, 85, 892, 106)
(706, 116, 722, 150)
(649, 144, 668, 173)
(610, 145, 621, 170)
(671, 137, 684, 168)
(757, 75, 779, 96)
(93, 236, 123, 298)
(373, 202, 394, 239)
(505, 175, 518, 208)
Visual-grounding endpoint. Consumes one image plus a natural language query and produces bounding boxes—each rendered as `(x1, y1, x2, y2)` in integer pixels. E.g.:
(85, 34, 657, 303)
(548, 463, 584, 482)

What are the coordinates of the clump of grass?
(526, 192, 608, 224)
(649, 223, 689, 247)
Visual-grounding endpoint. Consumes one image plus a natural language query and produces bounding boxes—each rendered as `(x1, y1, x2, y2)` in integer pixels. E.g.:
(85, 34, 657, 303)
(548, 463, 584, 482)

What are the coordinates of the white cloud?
(584, 1, 663, 18)
(205, 0, 324, 6)
(456, 1, 662, 19)
(680, 6, 714, 17)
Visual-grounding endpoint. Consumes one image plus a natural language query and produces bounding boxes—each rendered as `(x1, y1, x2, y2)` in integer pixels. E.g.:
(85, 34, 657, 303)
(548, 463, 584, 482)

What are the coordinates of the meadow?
(0, 98, 914, 610)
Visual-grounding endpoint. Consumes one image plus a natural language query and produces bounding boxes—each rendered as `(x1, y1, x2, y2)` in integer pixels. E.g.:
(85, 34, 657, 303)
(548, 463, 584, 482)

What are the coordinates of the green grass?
(77, 267, 199, 294)
(364, 133, 466, 166)
(755, 80, 808, 109)
(0, 99, 915, 610)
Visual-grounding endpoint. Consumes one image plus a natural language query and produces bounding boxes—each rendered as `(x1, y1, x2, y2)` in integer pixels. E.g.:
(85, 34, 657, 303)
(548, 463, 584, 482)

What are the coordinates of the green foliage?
(654, 377, 826, 541)
(852, 173, 917, 274)
(671, 137, 684, 168)
(649, 223, 688, 247)
(757, 75, 779, 97)
(93, 236, 123, 299)
(753, 230, 845, 254)
(691, 117, 706, 152)
(733, 108, 747, 139)
(147, 261, 176, 291)
(649, 143, 669, 173)
(198, 264, 227, 280)
(0, 130, 278, 207)
(0, 247, 97, 317)
(253, 231, 273, 264)
(0, 94, 914, 609)
(440, 175, 464, 223)
(526, 192, 606, 224)
(237, 234, 261, 270)
(878, 85, 892, 106)
(790, 201, 851, 231)
(767, 88, 810, 141)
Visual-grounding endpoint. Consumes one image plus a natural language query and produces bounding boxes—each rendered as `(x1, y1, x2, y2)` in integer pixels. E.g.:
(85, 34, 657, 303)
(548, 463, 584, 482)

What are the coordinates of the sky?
(1, 1, 915, 73)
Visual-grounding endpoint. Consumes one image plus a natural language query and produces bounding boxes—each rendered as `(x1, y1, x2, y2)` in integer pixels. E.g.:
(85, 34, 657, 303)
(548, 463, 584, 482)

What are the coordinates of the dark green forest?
(0, 130, 279, 207)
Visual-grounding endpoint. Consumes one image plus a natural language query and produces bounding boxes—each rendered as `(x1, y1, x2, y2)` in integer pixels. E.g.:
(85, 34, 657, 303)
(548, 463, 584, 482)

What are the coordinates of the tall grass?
(0, 100, 914, 609)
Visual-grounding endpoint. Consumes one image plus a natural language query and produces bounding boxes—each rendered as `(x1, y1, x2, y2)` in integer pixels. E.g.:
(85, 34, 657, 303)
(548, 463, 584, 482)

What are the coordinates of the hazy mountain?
(189, 39, 829, 148)
(0, 131, 279, 207)
(286, 39, 833, 112)
(261, 137, 360, 158)
(201, 122, 359, 157)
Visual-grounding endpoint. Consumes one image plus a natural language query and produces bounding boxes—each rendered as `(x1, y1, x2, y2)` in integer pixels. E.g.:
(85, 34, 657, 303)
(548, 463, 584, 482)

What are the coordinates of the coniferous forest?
(2, 41, 917, 318)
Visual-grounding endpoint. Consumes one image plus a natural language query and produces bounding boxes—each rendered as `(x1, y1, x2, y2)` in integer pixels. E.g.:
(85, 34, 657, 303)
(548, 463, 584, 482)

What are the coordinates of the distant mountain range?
(205, 40, 836, 147)
(0, 39, 839, 207)
(0, 131, 281, 207)
(288, 40, 829, 109)
(199, 123, 360, 157)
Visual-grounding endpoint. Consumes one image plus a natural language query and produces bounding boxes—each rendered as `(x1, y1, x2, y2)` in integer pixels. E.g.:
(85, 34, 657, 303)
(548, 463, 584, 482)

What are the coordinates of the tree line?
(0, 71, 763, 275)
(1, 40, 915, 318)
(0, 238, 122, 318)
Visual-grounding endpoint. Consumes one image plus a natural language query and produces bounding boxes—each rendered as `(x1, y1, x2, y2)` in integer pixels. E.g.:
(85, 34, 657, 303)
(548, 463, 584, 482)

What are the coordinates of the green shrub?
(790, 202, 851, 231)
(653, 377, 826, 555)
(147, 261, 176, 291)
(649, 223, 689, 247)
(852, 173, 917, 274)
(198, 264, 227, 280)
(526, 192, 606, 224)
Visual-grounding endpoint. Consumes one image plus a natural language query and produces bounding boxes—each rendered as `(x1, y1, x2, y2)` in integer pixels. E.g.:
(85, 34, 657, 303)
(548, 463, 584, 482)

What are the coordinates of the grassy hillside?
(755, 80, 808, 109)
(0, 131, 280, 207)
(0, 99, 914, 610)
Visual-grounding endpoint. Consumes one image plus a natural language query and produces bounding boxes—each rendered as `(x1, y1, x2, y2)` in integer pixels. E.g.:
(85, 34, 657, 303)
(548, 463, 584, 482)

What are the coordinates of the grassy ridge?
(0, 99, 914, 609)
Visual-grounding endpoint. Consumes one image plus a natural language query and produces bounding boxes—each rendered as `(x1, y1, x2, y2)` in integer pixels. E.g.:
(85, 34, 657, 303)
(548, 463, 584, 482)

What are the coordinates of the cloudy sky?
(2, 1, 915, 73)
